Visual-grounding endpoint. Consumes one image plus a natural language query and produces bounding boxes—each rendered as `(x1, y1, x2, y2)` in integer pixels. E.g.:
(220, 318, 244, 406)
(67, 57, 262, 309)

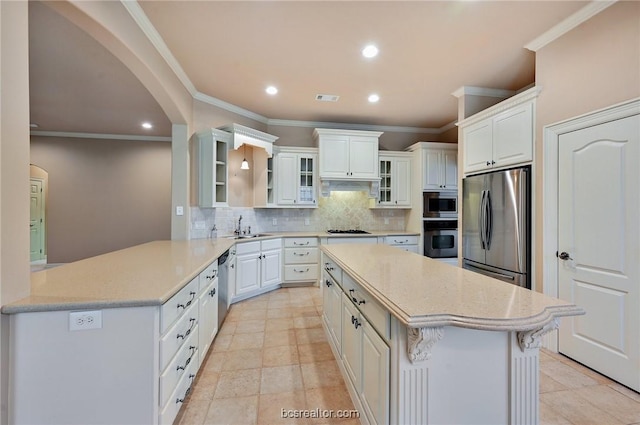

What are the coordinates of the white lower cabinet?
(384, 234, 419, 253)
(322, 253, 389, 425)
(234, 238, 282, 302)
(198, 260, 218, 366)
(283, 237, 319, 284)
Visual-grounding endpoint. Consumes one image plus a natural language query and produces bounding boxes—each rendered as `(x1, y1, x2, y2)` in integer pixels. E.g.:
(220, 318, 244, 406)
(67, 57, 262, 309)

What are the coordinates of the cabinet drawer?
(159, 325, 198, 407)
(284, 264, 319, 282)
(198, 260, 218, 292)
(161, 277, 199, 333)
(284, 247, 319, 264)
(322, 256, 342, 284)
(284, 237, 318, 248)
(236, 240, 260, 255)
(160, 303, 199, 372)
(385, 235, 419, 246)
(342, 274, 390, 341)
(261, 238, 282, 251)
(159, 354, 198, 425)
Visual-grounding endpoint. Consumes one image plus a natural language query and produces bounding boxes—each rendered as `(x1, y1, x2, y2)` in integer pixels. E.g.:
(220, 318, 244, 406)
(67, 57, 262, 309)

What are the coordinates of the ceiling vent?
(316, 94, 340, 102)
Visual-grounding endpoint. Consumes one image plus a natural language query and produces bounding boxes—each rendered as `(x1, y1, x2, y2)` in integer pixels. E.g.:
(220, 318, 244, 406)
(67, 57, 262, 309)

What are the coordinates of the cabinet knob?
(486, 161, 491, 166)
(491, 160, 496, 165)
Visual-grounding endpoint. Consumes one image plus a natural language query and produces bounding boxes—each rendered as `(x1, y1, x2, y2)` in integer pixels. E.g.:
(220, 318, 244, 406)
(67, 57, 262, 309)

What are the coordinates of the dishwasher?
(217, 249, 232, 326)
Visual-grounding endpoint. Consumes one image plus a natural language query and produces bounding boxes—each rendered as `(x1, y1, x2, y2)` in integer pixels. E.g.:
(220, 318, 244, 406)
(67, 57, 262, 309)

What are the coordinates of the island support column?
(389, 317, 547, 425)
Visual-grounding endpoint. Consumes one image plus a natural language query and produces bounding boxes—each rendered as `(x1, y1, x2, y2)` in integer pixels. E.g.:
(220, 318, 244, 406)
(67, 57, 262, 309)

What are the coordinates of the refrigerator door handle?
(485, 190, 493, 249)
(479, 190, 486, 249)
(465, 262, 515, 281)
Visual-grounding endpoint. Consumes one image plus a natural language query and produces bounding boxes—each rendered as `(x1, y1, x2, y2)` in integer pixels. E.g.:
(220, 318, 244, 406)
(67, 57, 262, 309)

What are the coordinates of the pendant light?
(241, 144, 249, 170)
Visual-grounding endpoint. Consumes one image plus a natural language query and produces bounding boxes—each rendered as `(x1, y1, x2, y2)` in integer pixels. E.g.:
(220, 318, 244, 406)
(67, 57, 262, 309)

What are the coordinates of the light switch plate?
(176, 206, 184, 216)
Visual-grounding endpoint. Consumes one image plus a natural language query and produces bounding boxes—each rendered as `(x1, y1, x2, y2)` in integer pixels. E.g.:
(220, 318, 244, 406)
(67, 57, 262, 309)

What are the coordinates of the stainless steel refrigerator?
(462, 167, 530, 288)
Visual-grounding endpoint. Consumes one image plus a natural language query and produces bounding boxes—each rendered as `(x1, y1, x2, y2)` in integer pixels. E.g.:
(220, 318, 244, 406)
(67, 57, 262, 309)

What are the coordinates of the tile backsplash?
(190, 191, 407, 239)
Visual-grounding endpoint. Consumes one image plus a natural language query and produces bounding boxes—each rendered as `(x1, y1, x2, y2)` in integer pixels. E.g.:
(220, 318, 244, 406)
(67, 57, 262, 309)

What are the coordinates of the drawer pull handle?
(352, 316, 361, 329)
(177, 292, 196, 310)
(230, 264, 235, 269)
(206, 270, 217, 280)
(293, 251, 310, 256)
(358, 299, 366, 305)
(176, 374, 196, 404)
(209, 288, 216, 297)
(176, 346, 197, 371)
(294, 268, 309, 273)
(351, 315, 356, 325)
(394, 239, 408, 244)
(325, 279, 332, 287)
(177, 318, 196, 340)
(294, 241, 310, 246)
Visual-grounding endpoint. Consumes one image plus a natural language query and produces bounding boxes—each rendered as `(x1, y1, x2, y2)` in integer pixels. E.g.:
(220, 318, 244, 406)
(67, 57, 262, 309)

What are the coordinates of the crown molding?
(456, 86, 542, 128)
(30, 131, 171, 142)
(525, 1, 617, 52)
(122, 1, 197, 95)
(267, 119, 444, 134)
(194, 92, 269, 125)
(451, 86, 515, 99)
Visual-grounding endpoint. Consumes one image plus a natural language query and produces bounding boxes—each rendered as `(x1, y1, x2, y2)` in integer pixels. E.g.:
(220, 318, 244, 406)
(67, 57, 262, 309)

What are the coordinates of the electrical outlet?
(176, 206, 184, 216)
(272, 218, 277, 226)
(304, 218, 310, 226)
(384, 218, 389, 225)
(69, 310, 103, 331)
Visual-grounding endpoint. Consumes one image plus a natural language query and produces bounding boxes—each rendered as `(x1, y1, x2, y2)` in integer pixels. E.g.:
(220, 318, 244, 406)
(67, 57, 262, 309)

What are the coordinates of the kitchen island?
(320, 243, 584, 425)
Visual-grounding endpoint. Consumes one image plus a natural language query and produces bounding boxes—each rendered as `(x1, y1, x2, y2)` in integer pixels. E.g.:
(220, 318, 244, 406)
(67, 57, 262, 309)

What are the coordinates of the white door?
(236, 254, 260, 295)
(394, 157, 411, 206)
(558, 113, 640, 391)
(349, 136, 378, 179)
(361, 318, 389, 425)
(442, 150, 458, 190)
(422, 149, 442, 190)
(30, 179, 45, 262)
(319, 135, 350, 178)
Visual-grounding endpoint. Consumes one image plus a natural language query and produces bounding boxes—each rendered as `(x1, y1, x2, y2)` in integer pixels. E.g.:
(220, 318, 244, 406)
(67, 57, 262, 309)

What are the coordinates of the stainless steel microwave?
(423, 191, 458, 218)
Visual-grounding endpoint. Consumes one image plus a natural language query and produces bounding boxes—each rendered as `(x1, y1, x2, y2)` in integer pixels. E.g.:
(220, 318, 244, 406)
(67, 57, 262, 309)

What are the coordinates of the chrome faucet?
(234, 215, 243, 235)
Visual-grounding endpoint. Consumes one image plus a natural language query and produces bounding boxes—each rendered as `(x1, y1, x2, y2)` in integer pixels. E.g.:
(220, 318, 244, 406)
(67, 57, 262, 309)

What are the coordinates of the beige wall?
(30, 136, 171, 263)
(1, 2, 31, 422)
(533, 1, 640, 291)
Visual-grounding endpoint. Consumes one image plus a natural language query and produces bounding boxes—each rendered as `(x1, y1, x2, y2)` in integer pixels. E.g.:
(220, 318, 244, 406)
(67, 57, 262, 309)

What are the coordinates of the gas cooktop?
(326, 229, 371, 234)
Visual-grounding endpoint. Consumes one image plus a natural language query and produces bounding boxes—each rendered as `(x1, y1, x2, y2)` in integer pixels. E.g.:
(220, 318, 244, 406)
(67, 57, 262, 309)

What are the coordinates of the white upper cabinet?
(314, 129, 382, 180)
(374, 152, 412, 208)
(460, 87, 539, 174)
(422, 147, 458, 191)
(191, 129, 231, 207)
(274, 147, 318, 207)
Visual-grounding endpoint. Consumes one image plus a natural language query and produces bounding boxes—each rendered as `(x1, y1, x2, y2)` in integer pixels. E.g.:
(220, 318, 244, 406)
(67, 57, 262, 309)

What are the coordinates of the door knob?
(558, 251, 573, 261)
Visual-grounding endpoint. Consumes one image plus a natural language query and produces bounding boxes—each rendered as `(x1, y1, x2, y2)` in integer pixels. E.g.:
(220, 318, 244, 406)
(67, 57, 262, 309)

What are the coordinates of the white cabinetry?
(283, 237, 319, 284)
(234, 238, 282, 302)
(331, 264, 390, 425)
(314, 128, 382, 180)
(374, 152, 412, 208)
(423, 147, 458, 191)
(384, 234, 419, 253)
(275, 147, 318, 207)
(197, 260, 218, 366)
(191, 129, 230, 207)
(460, 87, 539, 174)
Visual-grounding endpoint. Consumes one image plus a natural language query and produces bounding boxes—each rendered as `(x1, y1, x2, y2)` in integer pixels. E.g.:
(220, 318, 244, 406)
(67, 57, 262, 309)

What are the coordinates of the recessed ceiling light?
(368, 94, 380, 103)
(141, 122, 153, 129)
(266, 86, 278, 95)
(362, 44, 379, 58)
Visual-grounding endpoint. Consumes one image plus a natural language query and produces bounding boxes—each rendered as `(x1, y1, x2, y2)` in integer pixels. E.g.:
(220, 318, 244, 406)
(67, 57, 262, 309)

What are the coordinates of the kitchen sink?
(225, 233, 272, 240)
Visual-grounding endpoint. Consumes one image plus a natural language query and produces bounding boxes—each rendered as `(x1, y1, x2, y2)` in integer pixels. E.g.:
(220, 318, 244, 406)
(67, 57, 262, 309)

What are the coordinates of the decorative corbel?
(407, 327, 444, 363)
(517, 318, 559, 352)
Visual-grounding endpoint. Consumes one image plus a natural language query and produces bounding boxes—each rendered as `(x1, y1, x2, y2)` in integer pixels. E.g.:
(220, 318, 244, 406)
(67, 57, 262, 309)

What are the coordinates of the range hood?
(320, 178, 380, 198)
(218, 123, 278, 156)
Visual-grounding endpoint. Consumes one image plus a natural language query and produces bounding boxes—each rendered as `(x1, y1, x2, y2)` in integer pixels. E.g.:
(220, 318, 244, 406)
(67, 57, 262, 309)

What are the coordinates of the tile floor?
(175, 286, 640, 425)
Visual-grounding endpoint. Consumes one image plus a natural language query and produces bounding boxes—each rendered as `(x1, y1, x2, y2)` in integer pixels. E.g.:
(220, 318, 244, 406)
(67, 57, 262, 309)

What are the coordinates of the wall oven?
(423, 191, 458, 218)
(423, 219, 458, 258)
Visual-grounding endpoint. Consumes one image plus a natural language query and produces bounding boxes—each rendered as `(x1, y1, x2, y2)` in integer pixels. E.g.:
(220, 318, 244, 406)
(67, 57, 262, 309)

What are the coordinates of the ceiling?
(29, 1, 589, 137)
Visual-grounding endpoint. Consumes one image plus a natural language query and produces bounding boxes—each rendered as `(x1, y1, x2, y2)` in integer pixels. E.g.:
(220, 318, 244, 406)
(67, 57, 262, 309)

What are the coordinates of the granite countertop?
(3, 231, 418, 314)
(321, 243, 584, 332)
(2, 239, 234, 314)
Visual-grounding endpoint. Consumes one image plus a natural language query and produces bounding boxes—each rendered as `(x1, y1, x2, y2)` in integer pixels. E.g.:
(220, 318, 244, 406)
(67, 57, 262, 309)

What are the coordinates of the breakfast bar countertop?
(2, 239, 235, 314)
(321, 243, 585, 332)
